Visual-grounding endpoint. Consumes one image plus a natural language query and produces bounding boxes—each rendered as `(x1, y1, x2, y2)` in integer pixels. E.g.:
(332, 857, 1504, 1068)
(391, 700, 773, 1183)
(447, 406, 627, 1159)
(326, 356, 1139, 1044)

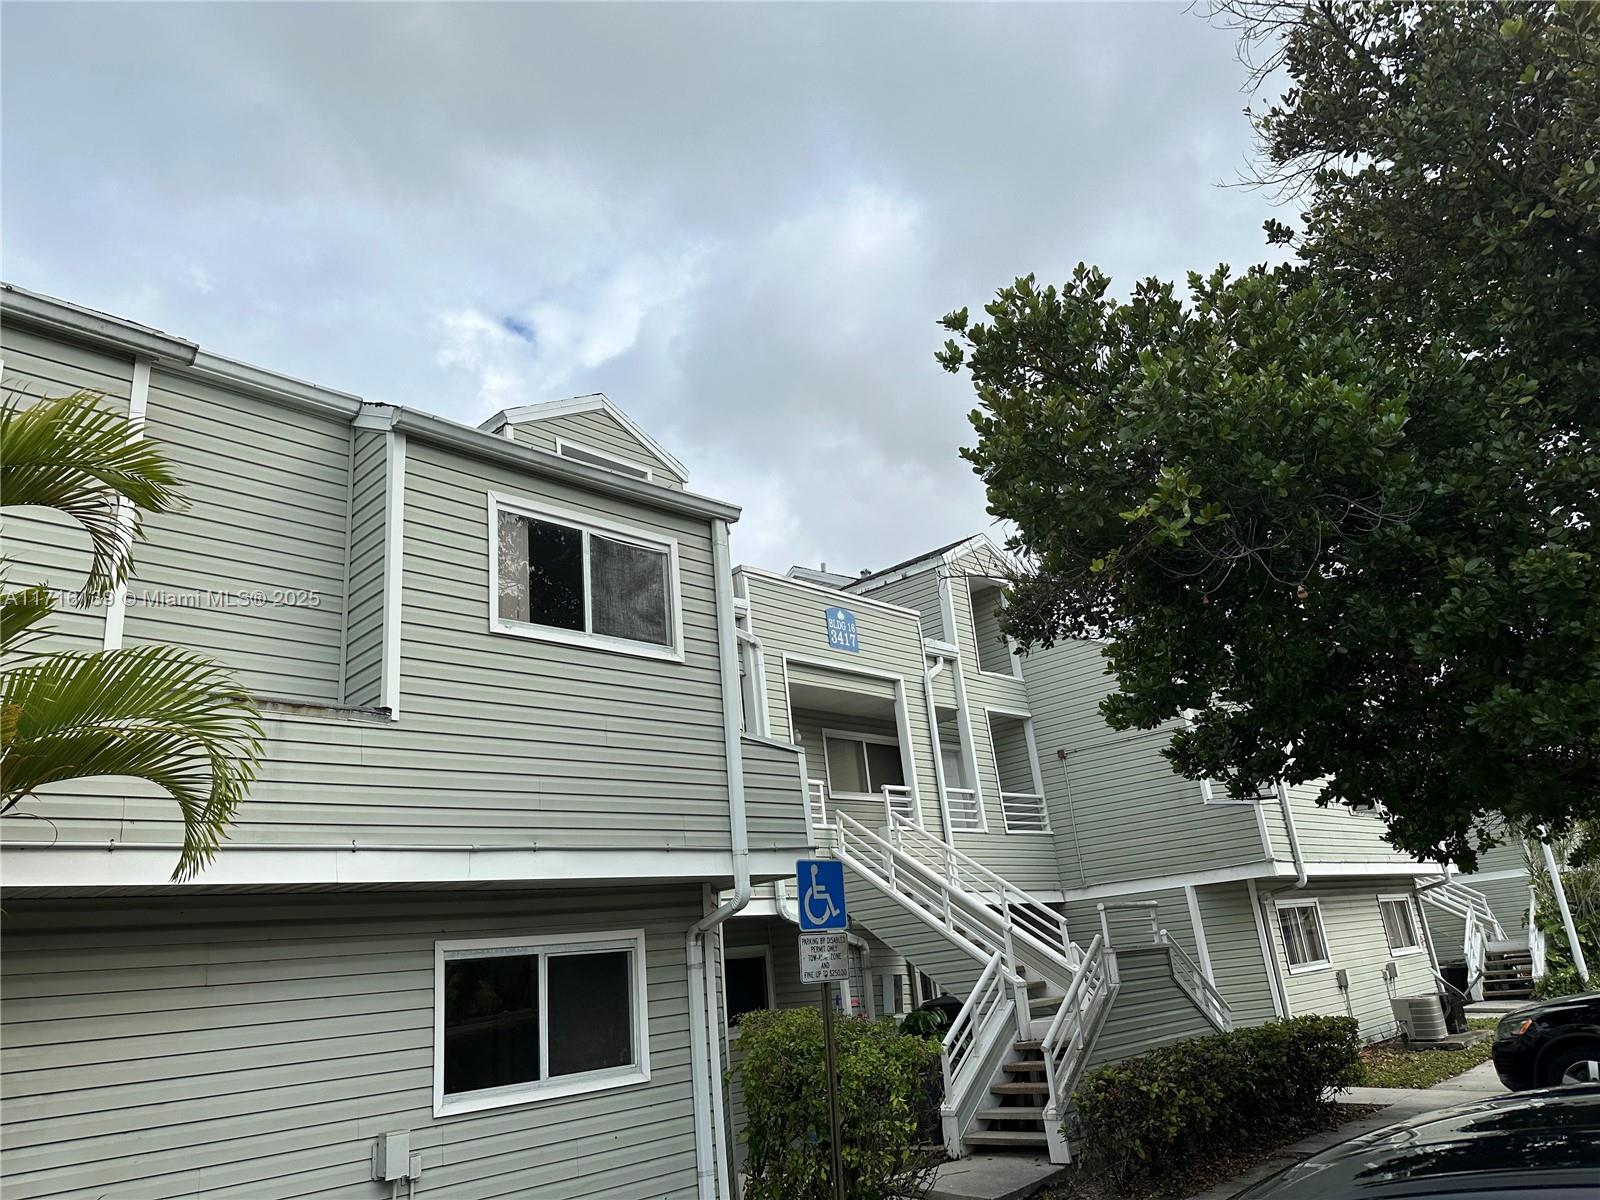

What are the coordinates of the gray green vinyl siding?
(1260, 882, 1437, 1040)
(342, 429, 389, 707)
(791, 707, 907, 831)
(507, 407, 686, 489)
(0, 324, 134, 652)
(121, 367, 351, 704)
(1062, 886, 1193, 960)
(1279, 781, 1413, 866)
(1195, 883, 1282, 1026)
(739, 571, 941, 832)
(1083, 946, 1221, 1071)
(844, 877, 984, 998)
(861, 570, 947, 641)
(741, 735, 813, 855)
(0, 887, 703, 1200)
(1025, 640, 1265, 888)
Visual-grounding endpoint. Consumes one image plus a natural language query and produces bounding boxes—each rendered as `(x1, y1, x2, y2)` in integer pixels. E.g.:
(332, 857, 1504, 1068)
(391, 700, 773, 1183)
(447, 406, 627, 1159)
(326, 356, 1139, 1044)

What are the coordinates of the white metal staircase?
(1418, 879, 1510, 1000)
(814, 788, 1115, 1163)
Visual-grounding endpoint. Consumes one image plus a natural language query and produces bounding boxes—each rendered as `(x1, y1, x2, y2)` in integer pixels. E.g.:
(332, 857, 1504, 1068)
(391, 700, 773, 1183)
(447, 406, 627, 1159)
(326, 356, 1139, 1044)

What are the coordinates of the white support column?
(1540, 839, 1591, 984)
(1184, 885, 1215, 983)
(102, 358, 151, 651)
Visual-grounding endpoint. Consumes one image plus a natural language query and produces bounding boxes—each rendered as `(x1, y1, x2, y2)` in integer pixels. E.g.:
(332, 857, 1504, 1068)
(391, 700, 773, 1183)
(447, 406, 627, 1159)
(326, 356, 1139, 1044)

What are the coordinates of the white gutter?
(922, 653, 954, 843)
(686, 518, 753, 1200)
(1539, 837, 1590, 984)
(1274, 783, 1308, 887)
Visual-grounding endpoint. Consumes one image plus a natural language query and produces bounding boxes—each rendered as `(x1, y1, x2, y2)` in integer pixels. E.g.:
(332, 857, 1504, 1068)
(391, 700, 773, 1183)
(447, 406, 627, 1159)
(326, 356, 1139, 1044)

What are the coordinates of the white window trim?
(821, 727, 905, 802)
(967, 577, 1022, 680)
(983, 706, 1050, 835)
(1273, 898, 1333, 974)
(1378, 894, 1426, 958)
(1200, 778, 1274, 806)
(487, 491, 685, 663)
(554, 436, 654, 482)
(433, 929, 651, 1118)
(724, 945, 776, 1036)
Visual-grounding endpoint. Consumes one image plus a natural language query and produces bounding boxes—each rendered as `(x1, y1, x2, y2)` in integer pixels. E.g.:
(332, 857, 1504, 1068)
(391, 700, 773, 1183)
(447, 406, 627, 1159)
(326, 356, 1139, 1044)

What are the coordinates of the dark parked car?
(1491, 991, 1600, 1090)
(1238, 1085, 1600, 1198)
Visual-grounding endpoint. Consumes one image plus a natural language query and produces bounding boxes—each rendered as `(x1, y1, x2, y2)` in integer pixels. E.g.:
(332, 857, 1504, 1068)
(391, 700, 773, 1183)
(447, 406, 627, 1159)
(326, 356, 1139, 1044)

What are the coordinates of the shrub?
(1070, 1015, 1360, 1191)
(738, 1007, 944, 1200)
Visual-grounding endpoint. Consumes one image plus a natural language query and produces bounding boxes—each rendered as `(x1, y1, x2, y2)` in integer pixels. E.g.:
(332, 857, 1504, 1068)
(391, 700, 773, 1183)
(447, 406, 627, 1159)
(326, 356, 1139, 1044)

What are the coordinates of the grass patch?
(1040, 1103, 1382, 1200)
(1353, 1018, 1498, 1089)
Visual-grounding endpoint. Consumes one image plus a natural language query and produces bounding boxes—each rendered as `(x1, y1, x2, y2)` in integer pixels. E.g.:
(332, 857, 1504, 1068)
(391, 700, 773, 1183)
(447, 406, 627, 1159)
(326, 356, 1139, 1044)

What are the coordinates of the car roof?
(1240, 1085, 1600, 1198)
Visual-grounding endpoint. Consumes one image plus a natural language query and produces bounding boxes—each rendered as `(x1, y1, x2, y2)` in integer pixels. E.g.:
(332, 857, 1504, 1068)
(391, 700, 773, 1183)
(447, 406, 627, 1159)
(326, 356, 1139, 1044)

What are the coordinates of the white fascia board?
(484, 393, 689, 481)
(736, 565, 925, 621)
(0, 282, 198, 365)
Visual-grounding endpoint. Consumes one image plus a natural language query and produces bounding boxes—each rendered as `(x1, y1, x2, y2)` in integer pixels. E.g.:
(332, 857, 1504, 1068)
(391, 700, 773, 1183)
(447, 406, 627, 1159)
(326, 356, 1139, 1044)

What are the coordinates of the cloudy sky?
(3, 2, 1288, 573)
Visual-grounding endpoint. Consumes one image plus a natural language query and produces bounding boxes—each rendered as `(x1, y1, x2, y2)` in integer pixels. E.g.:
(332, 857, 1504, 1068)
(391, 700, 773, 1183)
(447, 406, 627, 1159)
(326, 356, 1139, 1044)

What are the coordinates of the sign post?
(797, 859, 848, 1200)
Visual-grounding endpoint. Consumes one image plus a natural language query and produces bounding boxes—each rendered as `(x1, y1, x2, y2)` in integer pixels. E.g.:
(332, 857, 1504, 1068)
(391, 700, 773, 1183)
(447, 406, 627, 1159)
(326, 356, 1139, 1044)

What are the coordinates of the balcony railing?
(999, 791, 1049, 834)
(881, 784, 916, 823)
(946, 787, 982, 832)
(808, 778, 828, 831)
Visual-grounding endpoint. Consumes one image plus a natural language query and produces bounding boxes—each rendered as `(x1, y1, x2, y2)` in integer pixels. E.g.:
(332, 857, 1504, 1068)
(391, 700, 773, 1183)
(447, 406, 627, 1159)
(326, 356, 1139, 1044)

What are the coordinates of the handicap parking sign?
(796, 859, 847, 931)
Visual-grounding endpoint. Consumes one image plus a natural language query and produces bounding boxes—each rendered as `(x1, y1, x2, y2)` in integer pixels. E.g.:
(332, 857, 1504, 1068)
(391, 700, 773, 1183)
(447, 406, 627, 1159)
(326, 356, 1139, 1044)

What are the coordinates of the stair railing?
(1158, 930, 1233, 1031)
(938, 951, 1028, 1156)
(1040, 934, 1116, 1164)
(880, 809, 1075, 965)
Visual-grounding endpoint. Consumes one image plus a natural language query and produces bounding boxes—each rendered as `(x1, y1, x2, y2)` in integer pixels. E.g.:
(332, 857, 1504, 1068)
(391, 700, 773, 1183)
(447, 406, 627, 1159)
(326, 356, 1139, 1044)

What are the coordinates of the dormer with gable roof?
(480, 393, 689, 490)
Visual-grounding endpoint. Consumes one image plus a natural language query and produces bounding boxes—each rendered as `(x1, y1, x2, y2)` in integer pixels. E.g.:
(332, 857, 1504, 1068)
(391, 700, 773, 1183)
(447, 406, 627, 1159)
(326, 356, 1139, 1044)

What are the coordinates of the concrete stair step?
(964, 1130, 1049, 1148)
(991, 1081, 1049, 1095)
(1014, 1039, 1043, 1052)
(1002, 1059, 1045, 1074)
(977, 1105, 1046, 1122)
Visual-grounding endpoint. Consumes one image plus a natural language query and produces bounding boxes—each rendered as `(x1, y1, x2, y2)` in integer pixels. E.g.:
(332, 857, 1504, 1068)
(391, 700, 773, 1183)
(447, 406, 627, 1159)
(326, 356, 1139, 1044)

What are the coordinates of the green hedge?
(1070, 1015, 1361, 1190)
(738, 1007, 943, 1200)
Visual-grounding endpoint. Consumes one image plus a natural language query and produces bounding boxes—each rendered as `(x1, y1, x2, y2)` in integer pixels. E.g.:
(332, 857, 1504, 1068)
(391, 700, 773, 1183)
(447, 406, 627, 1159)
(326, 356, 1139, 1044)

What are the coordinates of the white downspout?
(1539, 837, 1591, 984)
(1275, 783, 1308, 887)
(688, 517, 752, 1200)
(923, 654, 954, 843)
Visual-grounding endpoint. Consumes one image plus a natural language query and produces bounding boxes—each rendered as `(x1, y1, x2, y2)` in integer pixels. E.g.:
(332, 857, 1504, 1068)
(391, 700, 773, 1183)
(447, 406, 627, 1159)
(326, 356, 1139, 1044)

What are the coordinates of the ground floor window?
(725, 948, 773, 1029)
(1275, 899, 1331, 972)
(1378, 895, 1424, 956)
(434, 930, 649, 1115)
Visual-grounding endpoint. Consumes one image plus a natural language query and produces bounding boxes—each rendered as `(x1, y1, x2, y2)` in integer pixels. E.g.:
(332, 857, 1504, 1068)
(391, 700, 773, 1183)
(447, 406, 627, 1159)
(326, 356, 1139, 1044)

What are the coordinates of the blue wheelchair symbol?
(797, 859, 847, 930)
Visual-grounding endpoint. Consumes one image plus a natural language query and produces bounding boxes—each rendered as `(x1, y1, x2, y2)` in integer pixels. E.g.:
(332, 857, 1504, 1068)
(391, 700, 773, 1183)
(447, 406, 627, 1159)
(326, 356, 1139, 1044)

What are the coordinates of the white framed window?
(1378, 895, 1424, 956)
(725, 946, 775, 1032)
(1200, 778, 1277, 805)
(554, 437, 654, 482)
(1274, 899, 1332, 973)
(967, 577, 1019, 678)
(489, 493, 683, 662)
(822, 730, 906, 800)
(433, 930, 650, 1117)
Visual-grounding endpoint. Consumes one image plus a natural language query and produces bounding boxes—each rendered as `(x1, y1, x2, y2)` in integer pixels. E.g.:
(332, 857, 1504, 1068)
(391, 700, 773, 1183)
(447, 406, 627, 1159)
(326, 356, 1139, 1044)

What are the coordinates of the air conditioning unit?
(1390, 994, 1449, 1042)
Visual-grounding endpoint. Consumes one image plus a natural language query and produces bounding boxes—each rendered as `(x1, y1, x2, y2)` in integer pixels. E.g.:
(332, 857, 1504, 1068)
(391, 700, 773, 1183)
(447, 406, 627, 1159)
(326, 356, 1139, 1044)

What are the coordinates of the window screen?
(546, 950, 634, 1076)
(726, 954, 771, 1024)
(442, 953, 541, 1096)
(590, 534, 671, 646)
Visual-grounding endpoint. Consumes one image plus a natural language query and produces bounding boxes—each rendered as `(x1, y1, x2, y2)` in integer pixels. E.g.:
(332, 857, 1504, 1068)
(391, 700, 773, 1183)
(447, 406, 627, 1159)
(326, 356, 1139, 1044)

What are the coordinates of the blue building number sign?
(824, 607, 860, 654)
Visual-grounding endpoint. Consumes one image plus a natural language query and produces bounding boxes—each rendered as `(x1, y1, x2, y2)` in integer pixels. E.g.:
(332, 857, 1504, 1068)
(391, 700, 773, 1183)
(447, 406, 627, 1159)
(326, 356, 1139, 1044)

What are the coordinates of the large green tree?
(939, 1, 1599, 867)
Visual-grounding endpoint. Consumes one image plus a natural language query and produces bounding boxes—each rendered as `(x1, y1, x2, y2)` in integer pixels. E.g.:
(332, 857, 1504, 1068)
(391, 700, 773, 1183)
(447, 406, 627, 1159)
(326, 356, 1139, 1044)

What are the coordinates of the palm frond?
(0, 583, 57, 657)
(0, 390, 182, 596)
(0, 644, 264, 881)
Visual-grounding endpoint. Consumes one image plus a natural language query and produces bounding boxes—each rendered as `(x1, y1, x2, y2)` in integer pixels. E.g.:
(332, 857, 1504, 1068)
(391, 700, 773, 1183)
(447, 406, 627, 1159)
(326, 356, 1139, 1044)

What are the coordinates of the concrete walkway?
(927, 1153, 1067, 1200)
(1181, 1061, 1507, 1200)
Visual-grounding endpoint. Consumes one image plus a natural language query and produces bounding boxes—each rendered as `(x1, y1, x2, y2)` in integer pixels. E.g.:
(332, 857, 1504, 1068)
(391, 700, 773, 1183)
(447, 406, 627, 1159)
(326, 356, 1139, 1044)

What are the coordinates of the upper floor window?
(555, 437, 654, 481)
(967, 578, 1017, 677)
(434, 931, 650, 1116)
(491, 493, 682, 662)
(1378, 896, 1423, 956)
(823, 731, 906, 800)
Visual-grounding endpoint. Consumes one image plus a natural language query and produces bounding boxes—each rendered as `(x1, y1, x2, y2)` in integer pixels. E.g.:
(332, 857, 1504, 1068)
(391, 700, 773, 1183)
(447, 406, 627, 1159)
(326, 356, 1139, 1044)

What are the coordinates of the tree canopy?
(940, 0, 1599, 868)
